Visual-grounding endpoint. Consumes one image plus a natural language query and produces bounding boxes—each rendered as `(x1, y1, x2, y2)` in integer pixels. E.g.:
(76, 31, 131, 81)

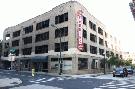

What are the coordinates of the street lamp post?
(103, 52, 106, 74)
(51, 24, 62, 75)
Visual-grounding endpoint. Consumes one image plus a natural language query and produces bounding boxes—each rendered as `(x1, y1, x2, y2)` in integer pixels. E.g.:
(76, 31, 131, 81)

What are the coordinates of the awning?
(19, 57, 31, 60)
(31, 56, 48, 62)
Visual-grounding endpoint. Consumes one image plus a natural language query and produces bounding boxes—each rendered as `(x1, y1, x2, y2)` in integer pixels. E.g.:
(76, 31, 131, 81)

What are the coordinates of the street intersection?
(0, 70, 135, 89)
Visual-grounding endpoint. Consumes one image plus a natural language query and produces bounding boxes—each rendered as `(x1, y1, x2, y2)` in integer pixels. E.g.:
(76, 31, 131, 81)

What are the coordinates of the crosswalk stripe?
(46, 78, 55, 81)
(36, 78, 46, 81)
(96, 80, 135, 89)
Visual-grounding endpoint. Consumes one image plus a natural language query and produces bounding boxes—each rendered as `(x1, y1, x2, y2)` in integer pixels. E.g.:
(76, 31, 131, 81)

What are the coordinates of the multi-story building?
(1, 1, 122, 74)
(123, 52, 135, 64)
(0, 40, 2, 68)
(129, 0, 135, 20)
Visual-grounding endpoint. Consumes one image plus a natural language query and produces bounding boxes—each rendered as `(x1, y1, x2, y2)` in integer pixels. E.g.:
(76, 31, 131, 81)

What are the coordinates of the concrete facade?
(2, 1, 122, 74)
(129, 0, 135, 20)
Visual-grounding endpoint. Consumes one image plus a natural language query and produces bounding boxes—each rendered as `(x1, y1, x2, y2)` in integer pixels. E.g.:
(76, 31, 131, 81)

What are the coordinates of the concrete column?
(19, 26, 23, 56)
(32, 21, 36, 55)
(72, 54, 78, 74)
(88, 56, 92, 73)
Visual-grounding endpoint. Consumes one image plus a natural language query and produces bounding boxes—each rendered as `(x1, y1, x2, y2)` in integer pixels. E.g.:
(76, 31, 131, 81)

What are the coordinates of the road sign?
(10, 48, 16, 54)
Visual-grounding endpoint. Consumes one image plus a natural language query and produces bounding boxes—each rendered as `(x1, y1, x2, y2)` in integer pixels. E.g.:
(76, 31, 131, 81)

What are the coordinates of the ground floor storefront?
(0, 54, 112, 74)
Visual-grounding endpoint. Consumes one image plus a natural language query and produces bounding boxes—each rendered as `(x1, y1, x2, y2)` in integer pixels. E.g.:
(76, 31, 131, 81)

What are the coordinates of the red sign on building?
(76, 10, 83, 51)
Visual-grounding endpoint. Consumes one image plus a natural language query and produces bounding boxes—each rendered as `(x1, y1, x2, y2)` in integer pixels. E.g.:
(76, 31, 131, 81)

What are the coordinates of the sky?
(0, 0, 135, 52)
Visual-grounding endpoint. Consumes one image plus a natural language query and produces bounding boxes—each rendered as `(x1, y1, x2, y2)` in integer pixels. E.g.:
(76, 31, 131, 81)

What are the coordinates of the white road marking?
(46, 77, 55, 81)
(34, 82, 40, 83)
(106, 85, 116, 87)
(29, 81, 35, 82)
(41, 81, 47, 82)
(130, 87, 135, 88)
(36, 78, 46, 81)
(57, 77, 64, 80)
(10, 84, 63, 89)
(107, 87, 117, 88)
(99, 86, 107, 88)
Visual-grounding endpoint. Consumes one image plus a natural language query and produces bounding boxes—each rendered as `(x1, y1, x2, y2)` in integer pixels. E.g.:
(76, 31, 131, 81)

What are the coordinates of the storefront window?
(78, 58, 88, 70)
(91, 59, 98, 69)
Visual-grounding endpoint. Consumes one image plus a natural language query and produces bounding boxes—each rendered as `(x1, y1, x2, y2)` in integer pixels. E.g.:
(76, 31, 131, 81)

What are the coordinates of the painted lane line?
(36, 78, 46, 81)
(46, 78, 55, 81)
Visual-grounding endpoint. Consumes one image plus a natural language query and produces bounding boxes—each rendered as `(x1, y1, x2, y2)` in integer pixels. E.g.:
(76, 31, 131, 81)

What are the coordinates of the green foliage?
(107, 53, 125, 67)
(107, 53, 133, 67)
(107, 56, 118, 66)
(124, 59, 132, 66)
(0, 40, 2, 53)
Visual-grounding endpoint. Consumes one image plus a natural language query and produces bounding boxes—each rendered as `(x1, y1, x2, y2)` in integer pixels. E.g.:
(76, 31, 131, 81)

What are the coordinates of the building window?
(105, 32, 108, 38)
(99, 37, 104, 45)
(83, 16, 86, 25)
(98, 27, 103, 35)
(99, 48, 104, 55)
(12, 40, 19, 47)
(93, 24, 96, 31)
(15, 49, 19, 56)
(120, 55, 122, 59)
(90, 45, 97, 54)
(89, 21, 93, 29)
(90, 33, 97, 42)
(35, 45, 48, 54)
(13, 30, 20, 38)
(22, 47, 32, 55)
(4, 43, 9, 49)
(105, 41, 108, 47)
(36, 19, 50, 30)
(55, 42, 68, 52)
(55, 12, 68, 24)
(5, 34, 10, 40)
(89, 21, 96, 31)
(81, 43, 87, 52)
(91, 59, 97, 69)
(100, 59, 104, 68)
(83, 29, 87, 39)
(51, 58, 72, 70)
(78, 58, 88, 70)
(4, 51, 9, 57)
(23, 25, 33, 34)
(55, 27, 68, 38)
(23, 36, 32, 45)
(106, 51, 110, 57)
(35, 32, 49, 42)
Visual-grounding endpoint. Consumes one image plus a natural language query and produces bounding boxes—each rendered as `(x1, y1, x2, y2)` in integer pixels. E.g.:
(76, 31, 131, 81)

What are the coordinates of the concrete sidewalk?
(0, 77, 22, 87)
(1, 69, 105, 77)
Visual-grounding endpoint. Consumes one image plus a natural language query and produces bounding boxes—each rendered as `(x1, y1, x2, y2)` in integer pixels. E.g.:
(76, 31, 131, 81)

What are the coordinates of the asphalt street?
(0, 70, 135, 89)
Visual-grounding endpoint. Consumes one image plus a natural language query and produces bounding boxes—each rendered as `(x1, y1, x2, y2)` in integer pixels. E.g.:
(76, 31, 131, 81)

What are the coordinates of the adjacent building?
(1, 1, 122, 74)
(123, 52, 135, 64)
(129, 0, 135, 20)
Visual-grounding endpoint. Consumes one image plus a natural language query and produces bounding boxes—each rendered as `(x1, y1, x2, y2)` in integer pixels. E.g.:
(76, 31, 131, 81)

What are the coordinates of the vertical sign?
(77, 10, 83, 51)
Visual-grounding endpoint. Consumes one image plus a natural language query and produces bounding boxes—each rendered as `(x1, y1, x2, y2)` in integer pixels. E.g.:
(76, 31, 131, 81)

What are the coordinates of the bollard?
(32, 68, 35, 76)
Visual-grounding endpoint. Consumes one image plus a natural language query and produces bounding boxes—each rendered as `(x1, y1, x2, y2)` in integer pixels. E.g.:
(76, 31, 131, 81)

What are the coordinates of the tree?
(117, 59, 125, 66)
(0, 40, 2, 58)
(107, 55, 119, 66)
(124, 59, 132, 66)
(107, 52, 126, 67)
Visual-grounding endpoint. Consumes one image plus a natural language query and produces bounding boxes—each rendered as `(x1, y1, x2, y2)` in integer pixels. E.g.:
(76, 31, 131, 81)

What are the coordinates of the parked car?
(113, 67, 128, 77)
(125, 66, 134, 74)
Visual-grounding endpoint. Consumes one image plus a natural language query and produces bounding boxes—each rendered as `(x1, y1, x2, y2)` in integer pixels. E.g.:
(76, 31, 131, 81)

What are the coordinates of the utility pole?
(51, 24, 62, 75)
(103, 52, 106, 74)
